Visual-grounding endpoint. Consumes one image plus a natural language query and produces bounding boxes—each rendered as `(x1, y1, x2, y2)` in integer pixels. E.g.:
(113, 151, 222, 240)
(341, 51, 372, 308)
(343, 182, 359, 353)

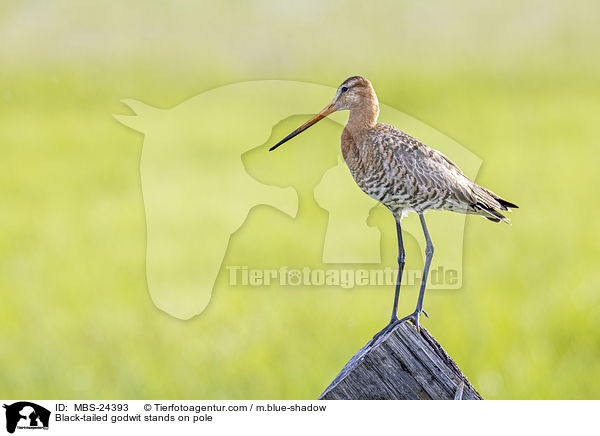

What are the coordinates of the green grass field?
(2, 1, 600, 399)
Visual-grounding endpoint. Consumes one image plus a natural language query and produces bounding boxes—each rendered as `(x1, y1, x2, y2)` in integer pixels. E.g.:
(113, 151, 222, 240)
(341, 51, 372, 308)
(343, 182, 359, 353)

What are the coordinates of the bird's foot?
(369, 309, 429, 346)
(369, 317, 401, 346)
(399, 308, 429, 333)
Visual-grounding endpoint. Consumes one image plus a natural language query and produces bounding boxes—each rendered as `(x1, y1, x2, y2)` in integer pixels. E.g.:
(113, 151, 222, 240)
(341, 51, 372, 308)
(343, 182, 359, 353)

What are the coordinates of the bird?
(269, 76, 517, 339)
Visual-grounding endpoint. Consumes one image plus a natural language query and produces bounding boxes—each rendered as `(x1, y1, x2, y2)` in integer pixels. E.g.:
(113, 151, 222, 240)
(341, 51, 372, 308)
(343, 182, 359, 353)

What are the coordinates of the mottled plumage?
(342, 123, 517, 222)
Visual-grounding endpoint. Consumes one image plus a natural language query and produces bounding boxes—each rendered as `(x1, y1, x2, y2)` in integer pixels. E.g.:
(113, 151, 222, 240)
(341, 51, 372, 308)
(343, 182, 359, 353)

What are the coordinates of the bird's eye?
(341, 86, 348, 93)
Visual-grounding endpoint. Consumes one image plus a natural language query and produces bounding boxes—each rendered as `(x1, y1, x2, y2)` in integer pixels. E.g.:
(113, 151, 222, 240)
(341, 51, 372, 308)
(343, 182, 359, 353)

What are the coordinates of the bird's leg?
(370, 217, 405, 343)
(390, 217, 405, 323)
(401, 213, 434, 332)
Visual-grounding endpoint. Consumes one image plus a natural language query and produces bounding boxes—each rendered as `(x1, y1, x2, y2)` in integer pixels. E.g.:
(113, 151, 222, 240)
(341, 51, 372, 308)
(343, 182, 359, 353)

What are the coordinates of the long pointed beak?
(269, 103, 336, 151)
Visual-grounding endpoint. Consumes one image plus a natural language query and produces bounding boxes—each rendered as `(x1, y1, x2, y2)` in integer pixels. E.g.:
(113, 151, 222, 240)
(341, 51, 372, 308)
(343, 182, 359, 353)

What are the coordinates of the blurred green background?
(2, 0, 600, 399)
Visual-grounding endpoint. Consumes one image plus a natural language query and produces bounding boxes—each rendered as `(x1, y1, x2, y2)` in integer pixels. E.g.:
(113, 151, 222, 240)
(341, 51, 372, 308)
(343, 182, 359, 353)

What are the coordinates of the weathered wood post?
(319, 320, 482, 400)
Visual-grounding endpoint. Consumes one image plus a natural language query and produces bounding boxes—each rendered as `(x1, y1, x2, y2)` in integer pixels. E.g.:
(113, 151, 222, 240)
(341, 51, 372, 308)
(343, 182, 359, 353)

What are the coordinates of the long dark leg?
(389, 217, 405, 322)
(415, 213, 434, 317)
(370, 216, 405, 343)
(399, 212, 434, 332)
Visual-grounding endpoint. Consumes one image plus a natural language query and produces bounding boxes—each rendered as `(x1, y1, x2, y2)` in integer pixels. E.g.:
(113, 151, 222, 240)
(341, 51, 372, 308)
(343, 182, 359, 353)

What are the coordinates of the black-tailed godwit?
(270, 76, 517, 337)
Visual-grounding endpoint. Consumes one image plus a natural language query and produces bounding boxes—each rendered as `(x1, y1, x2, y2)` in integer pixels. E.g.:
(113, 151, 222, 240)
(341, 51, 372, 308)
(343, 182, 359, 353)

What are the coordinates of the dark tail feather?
(496, 197, 518, 210)
(484, 215, 502, 223)
(473, 202, 509, 223)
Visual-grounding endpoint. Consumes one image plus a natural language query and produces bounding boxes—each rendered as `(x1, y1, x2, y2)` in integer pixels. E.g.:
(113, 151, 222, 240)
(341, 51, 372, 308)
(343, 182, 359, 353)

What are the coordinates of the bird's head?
(330, 76, 376, 111)
(269, 76, 376, 151)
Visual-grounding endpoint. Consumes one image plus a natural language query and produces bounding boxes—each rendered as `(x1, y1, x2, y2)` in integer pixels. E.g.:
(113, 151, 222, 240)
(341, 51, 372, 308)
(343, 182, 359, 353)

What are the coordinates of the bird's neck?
(345, 94, 379, 138)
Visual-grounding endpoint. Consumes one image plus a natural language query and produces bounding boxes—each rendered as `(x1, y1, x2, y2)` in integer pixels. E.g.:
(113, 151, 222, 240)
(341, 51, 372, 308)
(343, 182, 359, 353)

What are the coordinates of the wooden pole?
(319, 320, 482, 400)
